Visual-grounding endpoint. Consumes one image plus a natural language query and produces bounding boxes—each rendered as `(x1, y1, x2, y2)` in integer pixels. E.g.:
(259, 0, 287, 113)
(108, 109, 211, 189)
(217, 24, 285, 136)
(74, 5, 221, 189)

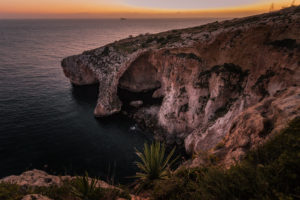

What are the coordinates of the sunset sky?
(0, 0, 298, 18)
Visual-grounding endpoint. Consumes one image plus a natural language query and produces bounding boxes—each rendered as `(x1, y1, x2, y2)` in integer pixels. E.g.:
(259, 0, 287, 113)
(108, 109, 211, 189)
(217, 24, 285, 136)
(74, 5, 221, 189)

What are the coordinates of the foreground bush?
(71, 172, 104, 200)
(152, 117, 300, 200)
(134, 141, 178, 189)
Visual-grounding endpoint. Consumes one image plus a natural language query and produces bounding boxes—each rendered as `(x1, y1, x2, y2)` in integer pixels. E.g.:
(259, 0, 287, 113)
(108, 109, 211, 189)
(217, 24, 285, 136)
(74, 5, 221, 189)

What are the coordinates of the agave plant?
(135, 141, 178, 185)
(71, 172, 100, 200)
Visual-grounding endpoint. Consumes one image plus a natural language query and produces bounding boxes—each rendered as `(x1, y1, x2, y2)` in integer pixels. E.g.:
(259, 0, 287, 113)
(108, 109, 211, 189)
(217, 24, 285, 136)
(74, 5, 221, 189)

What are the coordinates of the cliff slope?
(61, 6, 300, 166)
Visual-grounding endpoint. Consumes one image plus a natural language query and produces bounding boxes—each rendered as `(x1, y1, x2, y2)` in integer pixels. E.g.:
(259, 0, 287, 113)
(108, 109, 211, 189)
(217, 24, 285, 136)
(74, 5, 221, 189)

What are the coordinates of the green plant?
(134, 142, 178, 187)
(71, 172, 101, 200)
(34, 180, 75, 200)
(0, 182, 27, 200)
(152, 117, 300, 200)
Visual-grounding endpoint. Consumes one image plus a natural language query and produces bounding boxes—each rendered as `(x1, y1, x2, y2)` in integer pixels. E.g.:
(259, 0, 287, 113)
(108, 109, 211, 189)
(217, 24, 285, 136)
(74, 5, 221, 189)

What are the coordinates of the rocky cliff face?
(61, 6, 300, 166)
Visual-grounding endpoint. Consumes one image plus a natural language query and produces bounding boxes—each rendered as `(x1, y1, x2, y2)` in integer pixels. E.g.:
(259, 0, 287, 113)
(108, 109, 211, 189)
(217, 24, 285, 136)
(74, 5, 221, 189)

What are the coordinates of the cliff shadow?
(71, 83, 99, 107)
(117, 52, 163, 111)
(117, 87, 163, 111)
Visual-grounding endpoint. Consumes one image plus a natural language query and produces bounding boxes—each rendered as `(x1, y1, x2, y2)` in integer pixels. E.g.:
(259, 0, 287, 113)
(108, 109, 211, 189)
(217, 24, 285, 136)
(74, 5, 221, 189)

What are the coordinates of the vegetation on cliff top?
(134, 141, 178, 191)
(151, 117, 300, 200)
(0, 177, 130, 200)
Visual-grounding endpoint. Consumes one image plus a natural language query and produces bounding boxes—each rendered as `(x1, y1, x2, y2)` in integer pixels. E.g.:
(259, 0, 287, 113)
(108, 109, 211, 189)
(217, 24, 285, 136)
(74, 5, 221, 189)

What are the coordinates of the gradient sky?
(0, 0, 297, 18)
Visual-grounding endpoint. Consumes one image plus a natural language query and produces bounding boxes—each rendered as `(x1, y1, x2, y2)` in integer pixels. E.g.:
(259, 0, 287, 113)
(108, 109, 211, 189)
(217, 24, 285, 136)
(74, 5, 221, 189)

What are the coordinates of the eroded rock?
(22, 194, 53, 200)
(61, 6, 300, 166)
(1, 170, 147, 200)
(0, 169, 112, 189)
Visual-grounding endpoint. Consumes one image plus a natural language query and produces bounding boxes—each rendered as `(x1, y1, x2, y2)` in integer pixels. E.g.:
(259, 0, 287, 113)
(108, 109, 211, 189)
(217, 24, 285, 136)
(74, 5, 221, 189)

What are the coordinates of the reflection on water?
(1, 82, 153, 184)
(67, 84, 154, 183)
(0, 18, 216, 183)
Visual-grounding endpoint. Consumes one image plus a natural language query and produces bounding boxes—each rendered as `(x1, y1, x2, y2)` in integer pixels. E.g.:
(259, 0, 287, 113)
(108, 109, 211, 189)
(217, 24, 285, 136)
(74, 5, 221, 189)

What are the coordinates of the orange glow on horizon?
(0, 0, 297, 18)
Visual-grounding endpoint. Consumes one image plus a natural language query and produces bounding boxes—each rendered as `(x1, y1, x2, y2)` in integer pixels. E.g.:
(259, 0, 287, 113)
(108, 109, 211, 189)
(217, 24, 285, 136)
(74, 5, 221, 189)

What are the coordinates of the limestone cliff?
(61, 6, 300, 166)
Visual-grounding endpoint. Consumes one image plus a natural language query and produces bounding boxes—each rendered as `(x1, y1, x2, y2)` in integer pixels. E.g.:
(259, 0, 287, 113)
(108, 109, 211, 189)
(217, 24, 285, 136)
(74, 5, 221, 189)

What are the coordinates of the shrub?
(71, 172, 100, 200)
(0, 182, 27, 200)
(152, 117, 300, 200)
(134, 141, 178, 189)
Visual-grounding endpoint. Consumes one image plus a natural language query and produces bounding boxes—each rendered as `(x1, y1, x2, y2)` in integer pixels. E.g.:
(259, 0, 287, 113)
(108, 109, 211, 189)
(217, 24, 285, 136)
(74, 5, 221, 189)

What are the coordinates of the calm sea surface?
(0, 18, 217, 183)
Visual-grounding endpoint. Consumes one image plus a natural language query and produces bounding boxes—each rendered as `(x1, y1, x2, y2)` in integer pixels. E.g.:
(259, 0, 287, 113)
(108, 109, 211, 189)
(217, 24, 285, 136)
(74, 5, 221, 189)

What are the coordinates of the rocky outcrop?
(61, 6, 300, 166)
(0, 170, 147, 200)
(219, 87, 300, 166)
(187, 87, 300, 168)
(22, 194, 53, 200)
(0, 169, 111, 188)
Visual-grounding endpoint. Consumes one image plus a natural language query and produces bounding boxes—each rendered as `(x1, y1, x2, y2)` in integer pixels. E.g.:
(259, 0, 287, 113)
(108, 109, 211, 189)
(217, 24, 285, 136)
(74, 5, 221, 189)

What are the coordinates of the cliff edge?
(61, 6, 300, 166)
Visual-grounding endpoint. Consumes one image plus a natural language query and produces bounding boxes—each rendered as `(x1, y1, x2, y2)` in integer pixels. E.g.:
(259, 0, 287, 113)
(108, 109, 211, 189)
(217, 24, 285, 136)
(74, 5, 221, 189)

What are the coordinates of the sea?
(0, 18, 218, 183)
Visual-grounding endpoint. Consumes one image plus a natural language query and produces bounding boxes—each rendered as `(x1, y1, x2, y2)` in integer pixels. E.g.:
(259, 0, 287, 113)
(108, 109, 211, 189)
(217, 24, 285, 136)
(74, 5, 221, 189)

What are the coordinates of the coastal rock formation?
(0, 169, 111, 188)
(1, 169, 66, 187)
(61, 6, 300, 165)
(219, 87, 300, 166)
(0, 170, 147, 200)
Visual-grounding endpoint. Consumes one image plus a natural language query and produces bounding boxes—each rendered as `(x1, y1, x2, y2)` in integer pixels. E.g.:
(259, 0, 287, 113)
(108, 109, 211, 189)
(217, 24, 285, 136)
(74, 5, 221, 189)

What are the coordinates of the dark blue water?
(0, 18, 216, 183)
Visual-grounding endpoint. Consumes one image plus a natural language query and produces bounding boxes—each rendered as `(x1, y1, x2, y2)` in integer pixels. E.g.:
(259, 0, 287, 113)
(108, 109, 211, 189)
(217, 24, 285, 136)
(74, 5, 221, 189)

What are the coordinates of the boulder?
(130, 100, 143, 108)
